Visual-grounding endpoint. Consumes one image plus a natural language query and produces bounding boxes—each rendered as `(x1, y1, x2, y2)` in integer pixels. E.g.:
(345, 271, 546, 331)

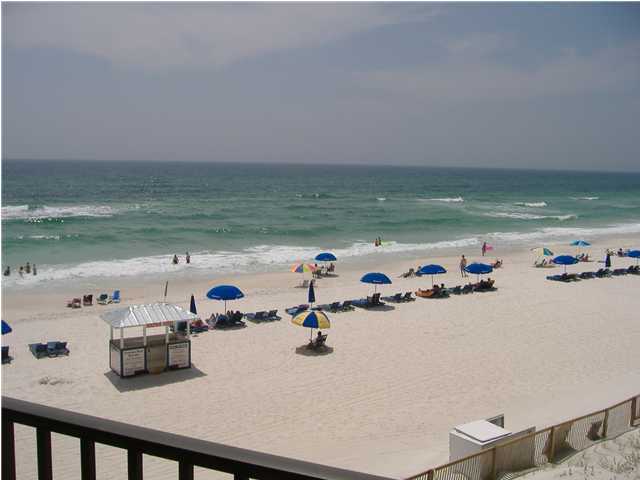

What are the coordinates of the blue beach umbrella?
(1, 320, 12, 335)
(552, 255, 578, 273)
(189, 294, 197, 315)
(627, 250, 640, 265)
(360, 272, 392, 293)
(417, 264, 447, 286)
(315, 252, 337, 262)
(464, 262, 493, 281)
(206, 285, 245, 312)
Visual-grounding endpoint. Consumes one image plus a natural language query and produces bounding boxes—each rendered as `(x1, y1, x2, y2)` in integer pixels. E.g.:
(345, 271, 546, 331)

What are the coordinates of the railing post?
(128, 449, 143, 480)
(427, 469, 434, 480)
(490, 447, 497, 480)
(80, 438, 96, 480)
(631, 397, 637, 426)
(178, 461, 194, 480)
(2, 416, 17, 480)
(548, 426, 556, 463)
(602, 408, 610, 438)
(36, 428, 53, 480)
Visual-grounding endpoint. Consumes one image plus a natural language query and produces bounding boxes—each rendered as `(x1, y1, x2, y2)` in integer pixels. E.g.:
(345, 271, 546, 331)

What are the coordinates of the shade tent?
(101, 303, 197, 330)
(315, 252, 337, 262)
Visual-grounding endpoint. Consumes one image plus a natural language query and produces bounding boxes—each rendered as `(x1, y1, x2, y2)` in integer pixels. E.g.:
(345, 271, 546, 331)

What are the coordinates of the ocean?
(2, 160, 640, 287)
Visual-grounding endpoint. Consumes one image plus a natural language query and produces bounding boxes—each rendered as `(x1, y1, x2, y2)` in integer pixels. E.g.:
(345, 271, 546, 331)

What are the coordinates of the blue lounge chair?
(579, 272, 595, 279)
(111, 290, 121, 303)
(47, 341, 69, 357)
(382, 293, 402, 303)
(353, 293, 386, 309)
(285, 304, 308, 316)
(449, 286, 463, 295)
(2, 345, 11, 364)
(266, 310, 280, 320)
(246, 311, 268, 322)
(29, 343, 49, 359)
(402, 292, 416, 302)
(612, 268, 627, 276)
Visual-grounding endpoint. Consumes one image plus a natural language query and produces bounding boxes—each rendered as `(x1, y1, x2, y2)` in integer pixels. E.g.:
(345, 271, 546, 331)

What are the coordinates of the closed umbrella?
(360, 272, 392, 293)
(189, 294, 197, 315)
(417, 264, 447, 286)
(552, 255, 578, 273)
(605, 253, 611, 268)
(206, 285, 245, 313)
(1, 320, 12, 335)
(308, 281, 316, 306)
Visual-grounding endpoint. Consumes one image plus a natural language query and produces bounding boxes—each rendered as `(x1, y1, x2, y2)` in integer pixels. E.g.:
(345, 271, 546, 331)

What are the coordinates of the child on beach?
(172, 254, 179, 265)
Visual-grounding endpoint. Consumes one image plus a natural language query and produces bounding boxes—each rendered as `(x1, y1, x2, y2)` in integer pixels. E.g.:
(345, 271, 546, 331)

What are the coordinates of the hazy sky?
(2, 3, 640, 170)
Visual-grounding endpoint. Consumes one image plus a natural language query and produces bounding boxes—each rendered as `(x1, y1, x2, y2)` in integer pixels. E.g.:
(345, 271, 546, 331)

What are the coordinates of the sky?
(2, 2, 640, 171)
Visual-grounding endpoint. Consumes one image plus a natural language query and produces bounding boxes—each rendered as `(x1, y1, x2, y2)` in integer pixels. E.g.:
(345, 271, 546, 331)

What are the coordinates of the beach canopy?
(1, 320, 12, 335)
(464, 263, 493, 275)
(291, 263, 316, 274)
(571, 240, 590, 247)
(292, 310, 331, 329)
(531, 247, 554, 256)
(101, 303, 197, 329)
(627, 250, 640, 258)
(206, 285, 244, 301)
(360, 272, 392, 285)
(315, 252, 337, 262)
(552, 255, 579, 266)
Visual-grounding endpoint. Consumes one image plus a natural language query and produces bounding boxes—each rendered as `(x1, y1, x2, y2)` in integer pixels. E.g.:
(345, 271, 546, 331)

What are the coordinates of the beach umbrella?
(292, 310, 330, 341)
(189, 294, 197, 315)
(291, 263, 316, 274)
(464, 263, 493, 281)
(570, 240, 591, 247)
(315, 252, 337, 262)
(308, 281, 316, 305)
(360, 272, 392, 293)
(531, 247, 554, 257)
(552, 255, 578, 273)
(1, 320, 12, 335)
(206, 285, 244, 312)
(628, 250, 640, 265)
(417, 264, 447, 286)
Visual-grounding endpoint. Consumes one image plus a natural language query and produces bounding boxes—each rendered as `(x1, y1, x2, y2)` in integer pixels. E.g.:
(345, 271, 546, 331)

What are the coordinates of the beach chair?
(461, 284, 474, 294)
(29, 343, 49, 359)
(2, 346, 12, 364)
(612, 268, 628, 276)
(97, 294, 110, 305)
(246, 311, 267, 322)
(285, 304, 309, 316)
(189, 319, 209, 333)
(111, 290, 121, 303)
(67, 298, 81, 308)
(627, 266, 640, 275)
(324, 302, 340, 312)
(298, 279, 310, 289)
(449, 286, 463, 295)
(47, 341, 70, 357)
(83, 294, 93, 306)
(308, 333, 328, 350)
(339, 300, 355, 312)
(266, 310, 280, 320)
(579, 271, 595, 279)
(353, 293, 385, 309)
(382, 293, 402, 303)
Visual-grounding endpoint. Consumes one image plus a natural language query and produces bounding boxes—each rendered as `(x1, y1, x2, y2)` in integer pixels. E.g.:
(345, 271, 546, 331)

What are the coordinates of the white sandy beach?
(1, 236, 639, 479)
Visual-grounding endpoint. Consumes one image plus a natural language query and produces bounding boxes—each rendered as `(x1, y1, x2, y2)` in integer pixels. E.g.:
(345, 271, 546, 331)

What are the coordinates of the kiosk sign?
(122, 348, 145, 376)
(168, 342, 190, 369)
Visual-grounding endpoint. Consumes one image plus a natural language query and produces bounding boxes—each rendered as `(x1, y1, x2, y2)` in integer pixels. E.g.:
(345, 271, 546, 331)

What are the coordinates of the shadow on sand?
(294, 344, 334, 357)
(104, 365, 207, 392)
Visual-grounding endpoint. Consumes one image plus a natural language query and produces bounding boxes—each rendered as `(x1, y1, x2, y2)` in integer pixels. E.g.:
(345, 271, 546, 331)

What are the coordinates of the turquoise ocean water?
(2, 160, 640, 287)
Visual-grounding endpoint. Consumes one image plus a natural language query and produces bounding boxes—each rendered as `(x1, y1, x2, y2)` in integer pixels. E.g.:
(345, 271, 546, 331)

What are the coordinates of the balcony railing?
(2, 396, 394, 480)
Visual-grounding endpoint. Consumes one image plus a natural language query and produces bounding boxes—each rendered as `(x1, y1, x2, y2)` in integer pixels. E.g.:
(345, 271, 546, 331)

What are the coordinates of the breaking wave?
(485, 212, 577, 221)
(2, 204, 118, 220)
(514, 202, 548, 207)
(418, 196, 464, 203)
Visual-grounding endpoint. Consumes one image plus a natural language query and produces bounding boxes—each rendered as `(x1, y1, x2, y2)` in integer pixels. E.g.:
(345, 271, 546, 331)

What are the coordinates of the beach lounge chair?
(352, 293, 385, 308)
(627, 266, 640, 275)
(97, 294, 110, 305)
(449, 286, 463, 295)
(285, 304, 309, 316)
(47, 341, 69, 357)
(612, 268, 628, 276)
(266, 309, 280, 320)
(317, 302, 341, 312)
(461, 284, 474, 294)
(298, 279, 310, 288)
(83, 294, 93, 306)
(2, 346, 12, 364)
(382, 293, 403, 303)
(189, 319, 209, 333)
(595, 269, 611, 278)
(339, 300, 355, 312)
(579, 271, 595, 279)
(308, 333, 328, 350)
(402, 291, 415, 302)
(111, 290, 121, 303)
(67, 298, 81, 308)
(245, 311, 268, 322)
(29, 343, 49, 359)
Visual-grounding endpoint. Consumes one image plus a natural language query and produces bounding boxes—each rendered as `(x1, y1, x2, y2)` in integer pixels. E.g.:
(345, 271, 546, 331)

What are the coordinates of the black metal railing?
(2, 396, 394, 480)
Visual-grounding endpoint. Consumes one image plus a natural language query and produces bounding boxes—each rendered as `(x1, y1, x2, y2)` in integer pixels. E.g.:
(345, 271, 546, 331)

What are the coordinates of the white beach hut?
(101, 303, 197, 377)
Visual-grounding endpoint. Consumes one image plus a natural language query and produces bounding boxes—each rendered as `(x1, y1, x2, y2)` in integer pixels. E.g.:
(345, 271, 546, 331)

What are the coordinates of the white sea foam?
(2, 204, 118, 220)
(418, 196, 464, 203)
(486, 222, 640, 243)
(514, 201, 547, 207)
(485, 212, 577, 221)
(571, 196, 599, 201)
(377, 197, 387, 202)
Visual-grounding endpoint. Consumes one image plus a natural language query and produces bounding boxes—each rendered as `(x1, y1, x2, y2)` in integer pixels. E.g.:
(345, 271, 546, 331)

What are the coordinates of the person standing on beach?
(172, 254, 179, 265)
(19, 266, 24, 277)
(460, 255, 468, 277)
(186, 252, 191, 264)
(33, 264, 37, 275)
(3, 266, 10, 276)
(25, 262, 31, 274)
(481, 242, 487, 256)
